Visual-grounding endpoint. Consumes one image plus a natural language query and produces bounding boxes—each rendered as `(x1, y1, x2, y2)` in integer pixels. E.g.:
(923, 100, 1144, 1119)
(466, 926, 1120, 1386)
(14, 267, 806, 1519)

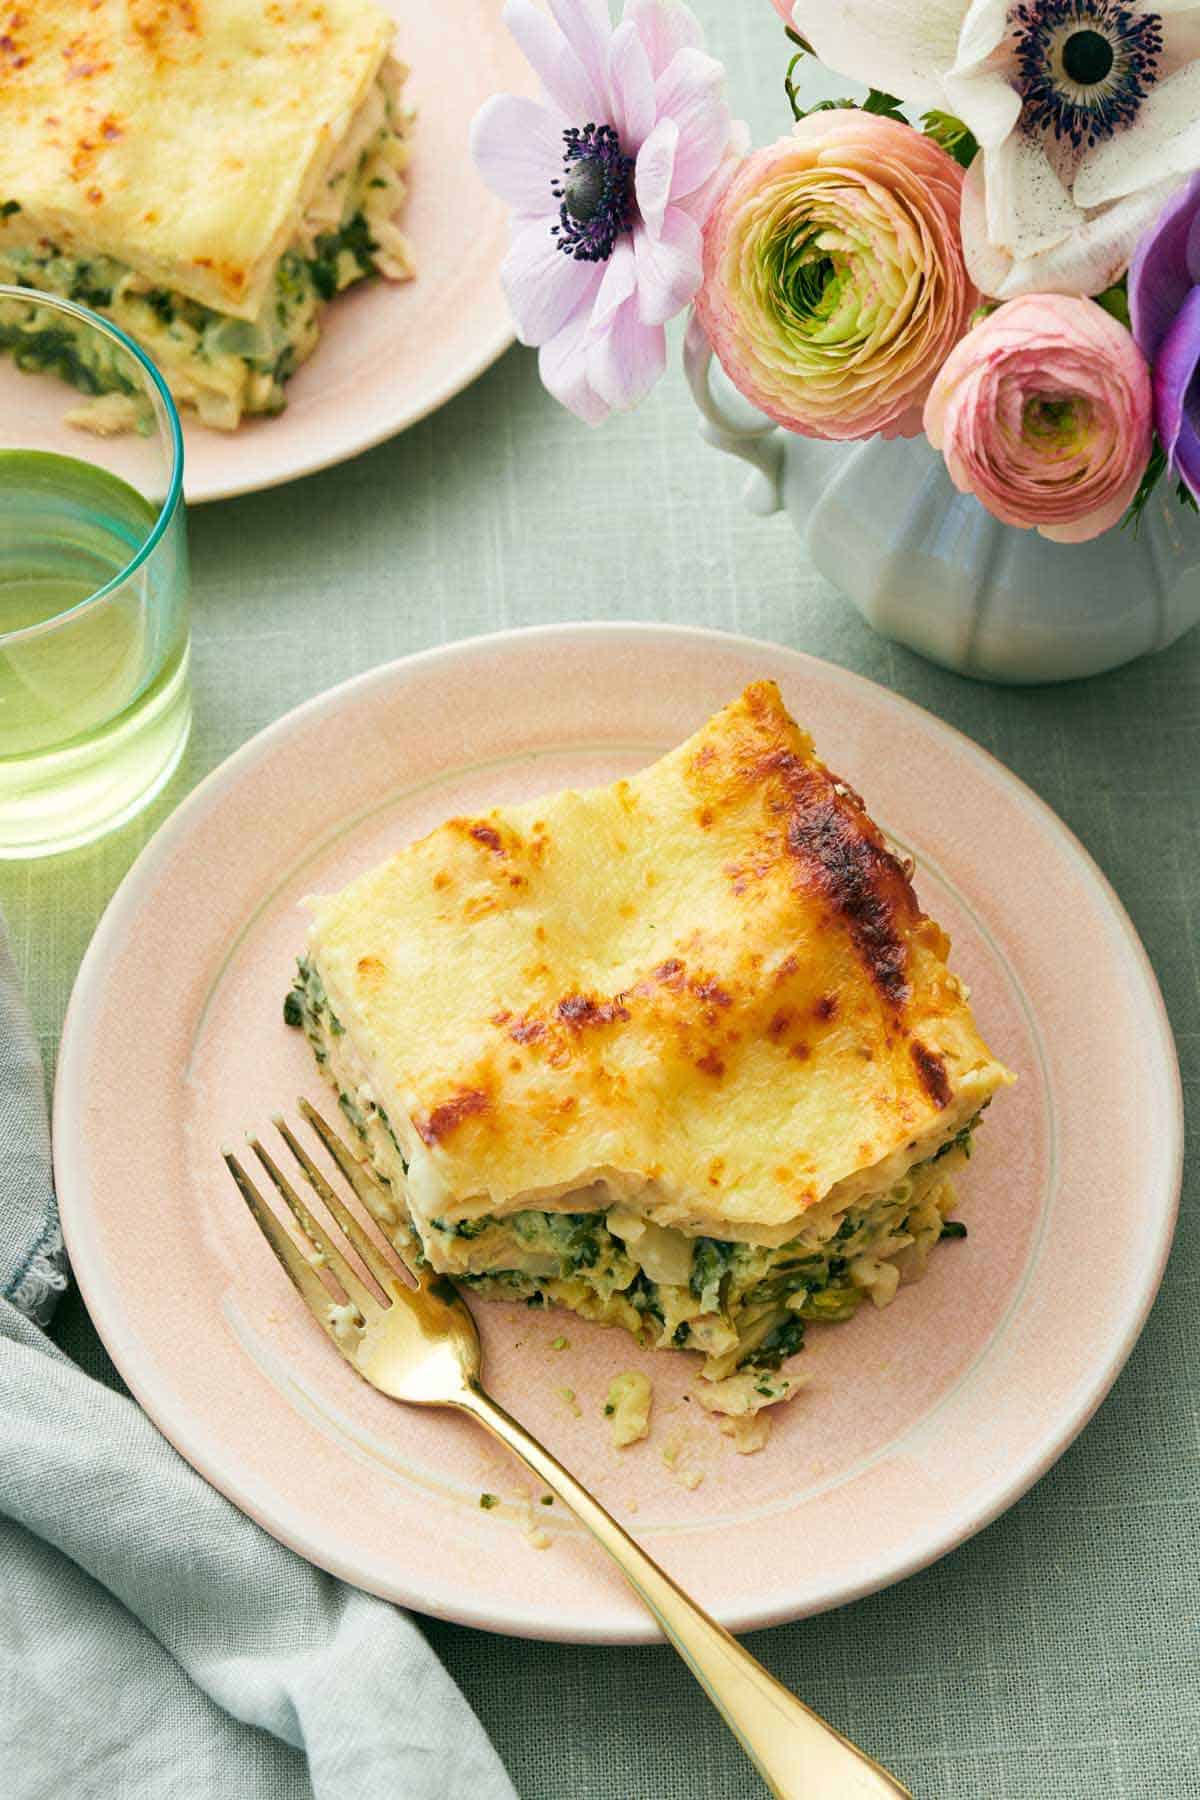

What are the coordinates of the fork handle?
(455, 1384, 910, 1800)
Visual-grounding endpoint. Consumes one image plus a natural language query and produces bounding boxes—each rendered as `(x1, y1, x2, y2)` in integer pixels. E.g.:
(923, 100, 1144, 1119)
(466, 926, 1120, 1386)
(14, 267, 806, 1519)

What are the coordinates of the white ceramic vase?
(684, 317, 1200, 684)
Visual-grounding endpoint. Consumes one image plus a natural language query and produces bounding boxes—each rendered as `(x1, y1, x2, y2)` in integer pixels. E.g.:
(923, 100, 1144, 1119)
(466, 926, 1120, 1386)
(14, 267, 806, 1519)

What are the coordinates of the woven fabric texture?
(3, 4, 1198, 1794)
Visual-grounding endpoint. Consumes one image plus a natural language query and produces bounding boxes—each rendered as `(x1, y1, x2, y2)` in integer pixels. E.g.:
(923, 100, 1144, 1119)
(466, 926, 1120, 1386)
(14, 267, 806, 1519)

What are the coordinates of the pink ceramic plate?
(54, 625, 1183, 1643)
(0, 1, 527, 504)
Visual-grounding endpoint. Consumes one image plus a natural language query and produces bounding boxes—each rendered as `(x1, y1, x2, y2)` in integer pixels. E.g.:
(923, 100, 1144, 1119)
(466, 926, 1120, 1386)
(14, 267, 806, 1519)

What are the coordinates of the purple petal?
(502, 219, 603, 346)
(607, 19, 655, 148)
(632, 206, 701, 325)
(504, 0, 605, 121)
(586, 294, 666, 409)
(624, 0, 704, 79)
(653, 48, 730, 200)
(1154, 284, 1200, 482)
(470, 95, 565, 214)
(1129, 172, 1200, 360)
(539, 308, 611, 424)
(634, 115, 678, 239)
(1172, 412, 1200, 504)
(549, 0, 614, 100)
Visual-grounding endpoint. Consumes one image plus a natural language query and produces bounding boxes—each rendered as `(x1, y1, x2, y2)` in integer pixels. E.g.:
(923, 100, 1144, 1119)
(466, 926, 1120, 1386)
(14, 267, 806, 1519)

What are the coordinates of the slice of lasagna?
(287, 683, 1014, 1414)
(0, 0, 413, 430)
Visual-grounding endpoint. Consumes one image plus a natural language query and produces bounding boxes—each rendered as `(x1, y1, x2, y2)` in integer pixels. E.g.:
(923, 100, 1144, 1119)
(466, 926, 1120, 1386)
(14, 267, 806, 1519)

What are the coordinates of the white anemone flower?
(792, 0, 1200, 297)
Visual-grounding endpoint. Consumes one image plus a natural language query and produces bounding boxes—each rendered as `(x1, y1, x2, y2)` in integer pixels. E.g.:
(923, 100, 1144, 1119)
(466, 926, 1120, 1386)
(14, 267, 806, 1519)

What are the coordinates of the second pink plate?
(54, 625, 1182, 1642)
(0, 0, 529, 503)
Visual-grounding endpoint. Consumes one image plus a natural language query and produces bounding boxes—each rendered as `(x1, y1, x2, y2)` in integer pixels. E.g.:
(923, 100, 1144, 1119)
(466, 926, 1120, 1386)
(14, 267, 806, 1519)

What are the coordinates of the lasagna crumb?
(661, 1427, 705, 1489)
(64, 392, 146, 435)
(693, 1368, 804, 1418)
(604, 1371, 652, 1447)
(325, 1300, 362, 1347)
(719, 1412, 773, 1455)
(515, 1495, 552, 1550)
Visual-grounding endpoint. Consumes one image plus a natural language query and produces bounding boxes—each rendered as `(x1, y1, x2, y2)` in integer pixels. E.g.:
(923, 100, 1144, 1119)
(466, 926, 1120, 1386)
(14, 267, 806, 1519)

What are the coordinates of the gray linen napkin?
(0, 914, 517, 1800)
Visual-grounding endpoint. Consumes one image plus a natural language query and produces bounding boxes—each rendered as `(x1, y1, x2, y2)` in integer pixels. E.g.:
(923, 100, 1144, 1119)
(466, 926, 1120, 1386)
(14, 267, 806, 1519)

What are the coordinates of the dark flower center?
(551, 123, 635, 263)
(1061, 27, 1115, 83)
(1011, 1, 1163, 150)
(561, 158, 606, 224)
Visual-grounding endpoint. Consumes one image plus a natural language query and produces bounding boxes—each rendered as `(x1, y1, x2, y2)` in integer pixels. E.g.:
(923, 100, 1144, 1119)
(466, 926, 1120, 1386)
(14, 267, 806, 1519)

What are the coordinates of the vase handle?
(683, 311, 784, 517)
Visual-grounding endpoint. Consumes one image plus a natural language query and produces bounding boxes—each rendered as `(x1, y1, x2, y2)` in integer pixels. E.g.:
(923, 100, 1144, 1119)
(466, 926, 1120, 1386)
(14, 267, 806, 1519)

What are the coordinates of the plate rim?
(52, 622, 1185, 1641)
(138, 0, 526, 505)
(185, 317, 514, 506)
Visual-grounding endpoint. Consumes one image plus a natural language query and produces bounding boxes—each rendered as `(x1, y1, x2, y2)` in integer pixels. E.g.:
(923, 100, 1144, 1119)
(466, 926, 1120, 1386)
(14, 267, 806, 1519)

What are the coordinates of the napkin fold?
(0, 914, 517, 1800)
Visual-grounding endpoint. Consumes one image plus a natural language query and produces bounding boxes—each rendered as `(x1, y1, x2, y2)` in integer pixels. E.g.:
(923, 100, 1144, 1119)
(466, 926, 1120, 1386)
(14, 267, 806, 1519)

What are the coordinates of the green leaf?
(920, 109, 979, 169)
(1123, 436, 1199, 534)
(1123, 439, 1168, 534)
(862, 88, 907, 124)
(783, 41, 859, 123)
(1094, 280, 1131, 329)
(783, 31, 908, 128)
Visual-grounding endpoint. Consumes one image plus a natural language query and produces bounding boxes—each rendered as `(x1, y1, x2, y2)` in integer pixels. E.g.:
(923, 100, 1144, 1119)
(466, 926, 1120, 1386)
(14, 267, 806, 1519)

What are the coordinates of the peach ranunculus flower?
(923, 294, 1153, 543)
(694, 110, 976, 441)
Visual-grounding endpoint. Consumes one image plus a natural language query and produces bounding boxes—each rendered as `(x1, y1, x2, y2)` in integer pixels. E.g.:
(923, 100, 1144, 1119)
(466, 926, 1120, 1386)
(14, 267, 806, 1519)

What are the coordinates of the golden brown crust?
(307, 681, 1013, 1237)
(414, 1088, 490, 1149)
(0, 0, 392, 317)
(910, 1040, 953, 1109)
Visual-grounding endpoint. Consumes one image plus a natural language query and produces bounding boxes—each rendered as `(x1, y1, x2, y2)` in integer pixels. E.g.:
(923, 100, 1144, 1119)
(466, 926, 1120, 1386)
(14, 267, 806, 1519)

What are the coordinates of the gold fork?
(224, 1100, 912, 1800)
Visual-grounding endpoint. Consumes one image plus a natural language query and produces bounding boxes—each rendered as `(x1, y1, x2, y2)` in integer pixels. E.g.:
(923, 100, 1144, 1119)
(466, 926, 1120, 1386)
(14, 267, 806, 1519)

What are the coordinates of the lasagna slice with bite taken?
(0, 0, 413, 429)
(287, 682, 1013, 1417)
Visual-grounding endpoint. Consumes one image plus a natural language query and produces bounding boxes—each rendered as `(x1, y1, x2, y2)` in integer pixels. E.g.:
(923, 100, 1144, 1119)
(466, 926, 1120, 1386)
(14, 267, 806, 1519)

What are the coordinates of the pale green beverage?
(0, 289, 189, 857)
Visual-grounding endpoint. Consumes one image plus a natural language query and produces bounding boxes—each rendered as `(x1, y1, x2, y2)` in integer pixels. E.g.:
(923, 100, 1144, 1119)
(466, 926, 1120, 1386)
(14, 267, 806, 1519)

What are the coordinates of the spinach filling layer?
(0, 210, 377, 422)
(0, 70, 411, 428)
(286, 958, 976, 1380)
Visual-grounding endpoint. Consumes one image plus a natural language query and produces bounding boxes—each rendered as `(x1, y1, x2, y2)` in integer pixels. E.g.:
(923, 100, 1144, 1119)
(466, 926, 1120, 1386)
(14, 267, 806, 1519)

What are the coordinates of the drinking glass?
(0, 286, 189, 857)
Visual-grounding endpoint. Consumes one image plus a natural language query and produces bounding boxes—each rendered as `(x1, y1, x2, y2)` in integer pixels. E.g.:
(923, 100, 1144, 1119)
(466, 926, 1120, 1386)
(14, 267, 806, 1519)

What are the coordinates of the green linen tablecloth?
(4, 5, 1198, 1794)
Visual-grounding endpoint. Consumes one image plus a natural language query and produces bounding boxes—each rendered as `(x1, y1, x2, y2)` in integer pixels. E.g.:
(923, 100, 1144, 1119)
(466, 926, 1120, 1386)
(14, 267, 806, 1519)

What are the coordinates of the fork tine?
(249, 1136, 380, 1320)
(297, 1097, 424, 1266)
(298, 1099, 428, 1286)
(273, 1113, 399, 1295)
(224, 1150, 350, 1329)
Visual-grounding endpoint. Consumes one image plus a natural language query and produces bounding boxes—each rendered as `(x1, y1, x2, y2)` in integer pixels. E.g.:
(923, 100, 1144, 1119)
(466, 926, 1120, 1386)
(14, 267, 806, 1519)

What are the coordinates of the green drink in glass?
(0, 285, 189, 857)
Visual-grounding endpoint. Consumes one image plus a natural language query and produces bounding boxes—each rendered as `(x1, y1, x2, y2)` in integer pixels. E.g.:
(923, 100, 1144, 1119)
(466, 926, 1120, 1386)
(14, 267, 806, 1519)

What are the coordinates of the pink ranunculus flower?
(923, 294, 1153, 543)
(694, 111, 976, 442)
(767, 0, 793, 19)
(470, 0, 744, 424)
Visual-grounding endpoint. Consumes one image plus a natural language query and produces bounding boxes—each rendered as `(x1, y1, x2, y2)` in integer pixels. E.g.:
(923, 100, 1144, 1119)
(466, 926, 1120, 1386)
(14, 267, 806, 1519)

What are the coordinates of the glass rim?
(0, 283, 185, 648)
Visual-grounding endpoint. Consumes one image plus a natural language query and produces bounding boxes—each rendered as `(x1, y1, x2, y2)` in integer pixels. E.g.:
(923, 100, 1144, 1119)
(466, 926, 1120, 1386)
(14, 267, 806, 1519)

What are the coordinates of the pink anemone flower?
(471, 0, 744, 423)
